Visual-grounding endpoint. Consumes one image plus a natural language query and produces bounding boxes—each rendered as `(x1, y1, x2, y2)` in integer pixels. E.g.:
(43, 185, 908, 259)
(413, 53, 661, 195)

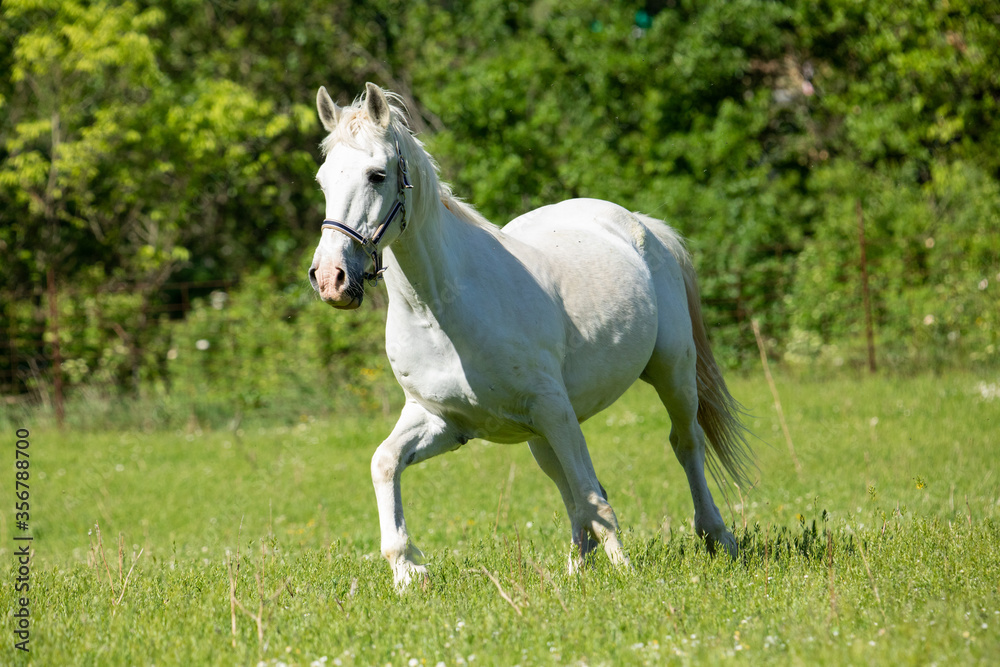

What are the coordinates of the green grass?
(2, 370, 999, 665)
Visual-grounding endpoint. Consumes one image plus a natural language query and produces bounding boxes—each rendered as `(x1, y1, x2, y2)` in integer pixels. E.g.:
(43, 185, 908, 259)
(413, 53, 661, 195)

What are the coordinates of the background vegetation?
(2, 0, 998, 421)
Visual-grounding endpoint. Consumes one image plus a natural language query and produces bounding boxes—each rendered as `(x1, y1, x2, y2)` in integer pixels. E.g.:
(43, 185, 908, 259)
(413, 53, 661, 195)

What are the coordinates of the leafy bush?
(159, 268, 395, 427)
(788, 160, 999, 370)
(4, 0, 1000, 423)
(0, 269, 398, 431)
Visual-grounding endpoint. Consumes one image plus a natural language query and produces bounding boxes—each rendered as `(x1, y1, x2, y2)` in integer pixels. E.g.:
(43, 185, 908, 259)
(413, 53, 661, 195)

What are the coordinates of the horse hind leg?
(530, 437, 612, 571)
(644, 338, 738, 557)
(529, 393, 631, 571)
(529, 438, 593, 569)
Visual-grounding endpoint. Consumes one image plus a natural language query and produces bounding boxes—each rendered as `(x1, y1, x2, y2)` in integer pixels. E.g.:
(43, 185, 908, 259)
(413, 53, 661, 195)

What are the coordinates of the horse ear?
(364, 82, 392, 129)
(317, 86, 341, 132)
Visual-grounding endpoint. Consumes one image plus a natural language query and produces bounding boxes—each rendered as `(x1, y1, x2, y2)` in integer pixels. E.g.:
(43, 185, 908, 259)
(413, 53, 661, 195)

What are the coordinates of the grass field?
(2, 370, 999, 665)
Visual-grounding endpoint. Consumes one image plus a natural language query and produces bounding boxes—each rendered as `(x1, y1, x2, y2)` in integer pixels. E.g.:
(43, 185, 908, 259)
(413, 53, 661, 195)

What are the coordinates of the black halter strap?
(321, 134, 413, 286)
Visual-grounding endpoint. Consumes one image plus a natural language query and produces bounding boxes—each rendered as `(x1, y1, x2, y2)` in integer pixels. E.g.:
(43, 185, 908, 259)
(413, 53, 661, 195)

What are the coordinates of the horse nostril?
(334, 267, 346, 290)
(308, 267, 318, 288)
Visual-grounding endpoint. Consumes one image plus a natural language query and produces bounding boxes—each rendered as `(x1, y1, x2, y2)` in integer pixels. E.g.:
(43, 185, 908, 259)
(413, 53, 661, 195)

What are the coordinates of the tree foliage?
(1, 0, 998, 405)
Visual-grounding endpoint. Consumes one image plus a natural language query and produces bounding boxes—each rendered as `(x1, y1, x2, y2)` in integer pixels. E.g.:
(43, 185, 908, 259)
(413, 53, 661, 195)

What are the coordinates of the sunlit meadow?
(2, 370, 998, 665)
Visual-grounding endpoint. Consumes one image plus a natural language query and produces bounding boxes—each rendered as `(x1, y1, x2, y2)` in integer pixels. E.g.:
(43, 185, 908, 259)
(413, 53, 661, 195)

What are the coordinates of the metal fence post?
(47, 267, 65, 426)
(856, 200, 877, 374)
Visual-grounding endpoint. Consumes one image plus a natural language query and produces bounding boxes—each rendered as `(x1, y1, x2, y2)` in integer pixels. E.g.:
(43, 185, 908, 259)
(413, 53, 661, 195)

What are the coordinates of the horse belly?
(560, 280, 659, 422)
(506, 201, 661, 421)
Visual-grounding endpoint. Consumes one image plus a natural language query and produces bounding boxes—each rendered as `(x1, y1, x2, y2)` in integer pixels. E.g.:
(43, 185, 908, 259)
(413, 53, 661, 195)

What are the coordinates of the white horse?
(309, 83, 754, 589)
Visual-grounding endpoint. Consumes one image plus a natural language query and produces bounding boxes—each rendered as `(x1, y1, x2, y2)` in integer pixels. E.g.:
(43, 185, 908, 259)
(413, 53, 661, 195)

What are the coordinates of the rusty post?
(47, 267, 65, 426)
(856, 200, 877, 373)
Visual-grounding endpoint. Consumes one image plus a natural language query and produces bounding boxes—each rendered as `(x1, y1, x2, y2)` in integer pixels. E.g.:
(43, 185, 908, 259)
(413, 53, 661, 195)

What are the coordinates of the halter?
(321, 134, 413, 286)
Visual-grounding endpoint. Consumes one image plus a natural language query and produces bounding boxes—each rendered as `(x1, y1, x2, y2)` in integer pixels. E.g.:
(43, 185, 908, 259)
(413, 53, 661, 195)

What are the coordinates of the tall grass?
(1, 370, 998, 664)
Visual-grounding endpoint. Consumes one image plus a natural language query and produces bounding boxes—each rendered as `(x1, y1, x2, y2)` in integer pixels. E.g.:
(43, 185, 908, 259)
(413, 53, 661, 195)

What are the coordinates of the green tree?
(4, 0, 1000, 410)
(404, 0, 811, 361)
(0, 0, 168, 289)
(784, 0, 1000, 368)
(1, 0, 323, 392)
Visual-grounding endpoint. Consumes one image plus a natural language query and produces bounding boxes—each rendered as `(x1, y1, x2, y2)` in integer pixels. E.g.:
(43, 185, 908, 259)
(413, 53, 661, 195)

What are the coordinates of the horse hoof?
(392, 561, 429, 592)
(705, 531, 739, 559)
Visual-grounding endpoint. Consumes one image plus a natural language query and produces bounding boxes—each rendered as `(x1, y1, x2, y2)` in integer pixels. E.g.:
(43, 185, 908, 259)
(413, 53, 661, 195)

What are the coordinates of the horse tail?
(682, 254, 755, 490)
(635, 214, 755, 491)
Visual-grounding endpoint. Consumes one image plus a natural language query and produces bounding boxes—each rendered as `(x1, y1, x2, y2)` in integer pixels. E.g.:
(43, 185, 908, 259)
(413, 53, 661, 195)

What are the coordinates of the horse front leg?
(371, 401, 460, 590)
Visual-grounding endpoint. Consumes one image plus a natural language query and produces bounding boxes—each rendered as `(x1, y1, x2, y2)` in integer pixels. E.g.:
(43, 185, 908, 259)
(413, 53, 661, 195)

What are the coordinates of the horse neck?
(384, 197, 491, 313)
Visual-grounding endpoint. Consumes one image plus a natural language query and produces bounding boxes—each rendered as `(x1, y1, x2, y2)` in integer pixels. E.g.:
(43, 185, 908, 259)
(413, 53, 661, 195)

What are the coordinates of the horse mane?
(437, 182, 494, 230)
(320, 88, 496, 232)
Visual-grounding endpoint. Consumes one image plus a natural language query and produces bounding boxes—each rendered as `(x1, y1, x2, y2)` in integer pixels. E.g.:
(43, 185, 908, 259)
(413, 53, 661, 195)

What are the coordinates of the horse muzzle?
(309, 263, 364, 309)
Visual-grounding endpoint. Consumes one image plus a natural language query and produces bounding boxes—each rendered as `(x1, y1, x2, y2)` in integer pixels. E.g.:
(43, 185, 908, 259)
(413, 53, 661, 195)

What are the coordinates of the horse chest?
(386, 316, 473, 401)
(385, 311, 537, 441)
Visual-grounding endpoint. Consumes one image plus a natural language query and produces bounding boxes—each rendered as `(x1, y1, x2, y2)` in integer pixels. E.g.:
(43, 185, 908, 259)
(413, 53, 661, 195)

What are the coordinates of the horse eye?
(368, 169, 387, 184)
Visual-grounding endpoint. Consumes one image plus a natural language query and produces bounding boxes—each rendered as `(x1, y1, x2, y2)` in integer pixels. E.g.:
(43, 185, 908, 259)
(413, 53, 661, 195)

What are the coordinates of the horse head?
(309, 83, 413, 308)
